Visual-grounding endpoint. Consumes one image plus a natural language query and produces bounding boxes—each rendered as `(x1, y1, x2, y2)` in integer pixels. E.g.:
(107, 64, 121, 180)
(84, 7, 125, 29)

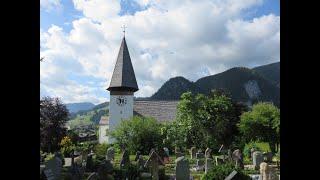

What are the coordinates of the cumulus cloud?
(40, 0, 62, 12)
(40, 0, 279, 103)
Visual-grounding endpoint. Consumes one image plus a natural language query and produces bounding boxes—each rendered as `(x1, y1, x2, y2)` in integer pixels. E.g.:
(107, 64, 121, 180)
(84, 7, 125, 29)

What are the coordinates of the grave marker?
(175, 156, 190, 180)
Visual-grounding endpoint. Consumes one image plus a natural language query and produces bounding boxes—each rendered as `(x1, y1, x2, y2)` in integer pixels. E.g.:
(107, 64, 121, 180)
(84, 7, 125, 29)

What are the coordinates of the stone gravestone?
(227, 149, 232, 161)
(163, 147, 170, 164)
(175, 156, 190, 180)
(225, 170, 238, 180)
(195, 152, 205, 171)
(205, 148, 212, 158)
(263, 152, 273, 163)
(196, 152, 204, 159)
(86, 151, 94, 172)
(190, 147, 197, 159)
(205, 158, 213, 174)
(250, 148, 256, 159)
(144, 151, 165, 180)
(106, 147, 115, 161)
(137, 155, 145, 170)
(135, 151, 141, 161)
(175, 147, 184, 158)
(120, 149, 130, 168)
(215, 156, 223, 166)
(164, 147, 169, 156)
(44, 157, 62, 180)
(232, 149, 244, 169)
(253, 151, 264, 170)
(260, 162, 279, 180)
(86, 172, 98, 180)
(150, 148, 156, 156)
(196, 151, 205, 171)
(97, 160, 114, 180)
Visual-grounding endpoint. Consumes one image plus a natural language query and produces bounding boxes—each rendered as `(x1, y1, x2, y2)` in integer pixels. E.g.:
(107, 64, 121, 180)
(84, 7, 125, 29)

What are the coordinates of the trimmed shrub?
(201, 163, 250, 180)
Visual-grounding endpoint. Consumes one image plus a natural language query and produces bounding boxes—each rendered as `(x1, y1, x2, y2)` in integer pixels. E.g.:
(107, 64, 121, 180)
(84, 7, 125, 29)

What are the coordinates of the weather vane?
(121, 25, 127, 36)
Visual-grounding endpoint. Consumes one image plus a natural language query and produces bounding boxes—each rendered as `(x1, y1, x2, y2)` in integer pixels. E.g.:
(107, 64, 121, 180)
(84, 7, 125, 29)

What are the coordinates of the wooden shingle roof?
(107, 37, 138, 92)
(133, 100, 179, 122)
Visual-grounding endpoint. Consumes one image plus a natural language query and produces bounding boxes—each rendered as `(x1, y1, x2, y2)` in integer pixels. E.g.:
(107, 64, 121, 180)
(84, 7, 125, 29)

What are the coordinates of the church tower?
(106, 36, 139, 143)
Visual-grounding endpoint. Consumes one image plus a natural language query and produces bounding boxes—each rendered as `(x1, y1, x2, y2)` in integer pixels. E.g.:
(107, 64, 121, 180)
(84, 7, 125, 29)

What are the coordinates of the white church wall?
(99, 124, 109, 144)
(108, 95, 134, 143)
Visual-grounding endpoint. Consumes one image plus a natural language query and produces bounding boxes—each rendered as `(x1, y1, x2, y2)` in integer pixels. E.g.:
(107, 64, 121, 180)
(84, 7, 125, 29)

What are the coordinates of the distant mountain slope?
(253, 62, 280, 87)
(151, 76, 203, 100)
(68, 102, 109, 126)
(195, 67, 279, 106)
(149, 62, 280, 106)
(66, 102, 95, 113)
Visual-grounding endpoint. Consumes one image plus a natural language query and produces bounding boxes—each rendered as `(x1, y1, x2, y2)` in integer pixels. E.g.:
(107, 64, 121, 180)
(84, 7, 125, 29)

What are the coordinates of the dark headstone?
(44, 157, 62, 180)
(106, 147, 115, 161)
(205, 148, 212, 158)
(137, 155, 145, 170)
(175, 156, 190, 180)
(263, 152, 273, 162)
(86, 152, 94, 172)
(120, 150, 130, 168)
(253, 151, 264, 170)
(135, 151, 141, 161)
(232, 149, 244, 169)
(96, 160, 114, 179)
(144, 151, 165, 180)
(205, 158, 213, 174)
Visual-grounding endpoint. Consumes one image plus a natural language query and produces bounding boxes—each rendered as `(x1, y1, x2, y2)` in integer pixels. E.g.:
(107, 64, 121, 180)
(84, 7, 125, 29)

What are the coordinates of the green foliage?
(60, 136, 75, 157)
(176, 90, 246, 149)
(40, 96, 69, 153)
(44, 153, 55, 162)
(239, 102, 280, 153)
(161, 121, 187, 151)
(110, 116, 162, 154)
(94, 143, 110, 160)
(201, 163, 250, 180)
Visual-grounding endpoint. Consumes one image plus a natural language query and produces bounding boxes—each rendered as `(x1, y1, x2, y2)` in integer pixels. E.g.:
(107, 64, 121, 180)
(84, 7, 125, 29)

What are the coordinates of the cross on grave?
(225, 170, 238, 180)
(144, 151, 165, 180)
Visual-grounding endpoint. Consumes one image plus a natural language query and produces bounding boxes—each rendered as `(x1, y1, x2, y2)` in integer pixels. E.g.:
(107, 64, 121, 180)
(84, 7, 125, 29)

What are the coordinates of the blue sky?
(40, 0, 280, 104)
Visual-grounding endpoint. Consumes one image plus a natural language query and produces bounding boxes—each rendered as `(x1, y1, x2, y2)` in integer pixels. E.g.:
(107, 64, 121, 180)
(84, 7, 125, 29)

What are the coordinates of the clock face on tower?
(116, 96, 127, 106)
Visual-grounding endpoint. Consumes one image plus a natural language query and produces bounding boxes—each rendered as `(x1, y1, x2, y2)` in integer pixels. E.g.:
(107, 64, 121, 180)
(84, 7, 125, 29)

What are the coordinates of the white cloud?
(41, 0, 279, 103)
(40, 0, 62, 12)
(73, 0, 121, 22)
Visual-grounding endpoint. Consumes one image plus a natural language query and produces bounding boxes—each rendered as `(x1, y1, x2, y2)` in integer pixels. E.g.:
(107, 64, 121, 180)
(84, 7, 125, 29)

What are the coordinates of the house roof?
(133, 100, 179, 122)
(99, 116, 109, 125)
(107, 37, 138, 92)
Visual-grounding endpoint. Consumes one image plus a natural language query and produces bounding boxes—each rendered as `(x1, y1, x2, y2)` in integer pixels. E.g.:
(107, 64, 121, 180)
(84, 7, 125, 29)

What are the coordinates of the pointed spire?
(107, 37, 139, 92)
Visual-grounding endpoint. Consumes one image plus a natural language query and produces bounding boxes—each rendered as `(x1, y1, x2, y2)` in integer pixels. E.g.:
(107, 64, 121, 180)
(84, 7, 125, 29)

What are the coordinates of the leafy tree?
(110, 116, 162, 154)
(160, 121, 188, 152)
(40, 97, 69, 152)
(238, 102, 280, 153)
(176, 90, 246, 149)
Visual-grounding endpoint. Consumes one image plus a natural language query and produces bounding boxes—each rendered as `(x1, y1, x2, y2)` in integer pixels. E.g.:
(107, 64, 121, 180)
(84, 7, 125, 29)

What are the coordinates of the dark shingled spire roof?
(107, 37, 139, 92)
